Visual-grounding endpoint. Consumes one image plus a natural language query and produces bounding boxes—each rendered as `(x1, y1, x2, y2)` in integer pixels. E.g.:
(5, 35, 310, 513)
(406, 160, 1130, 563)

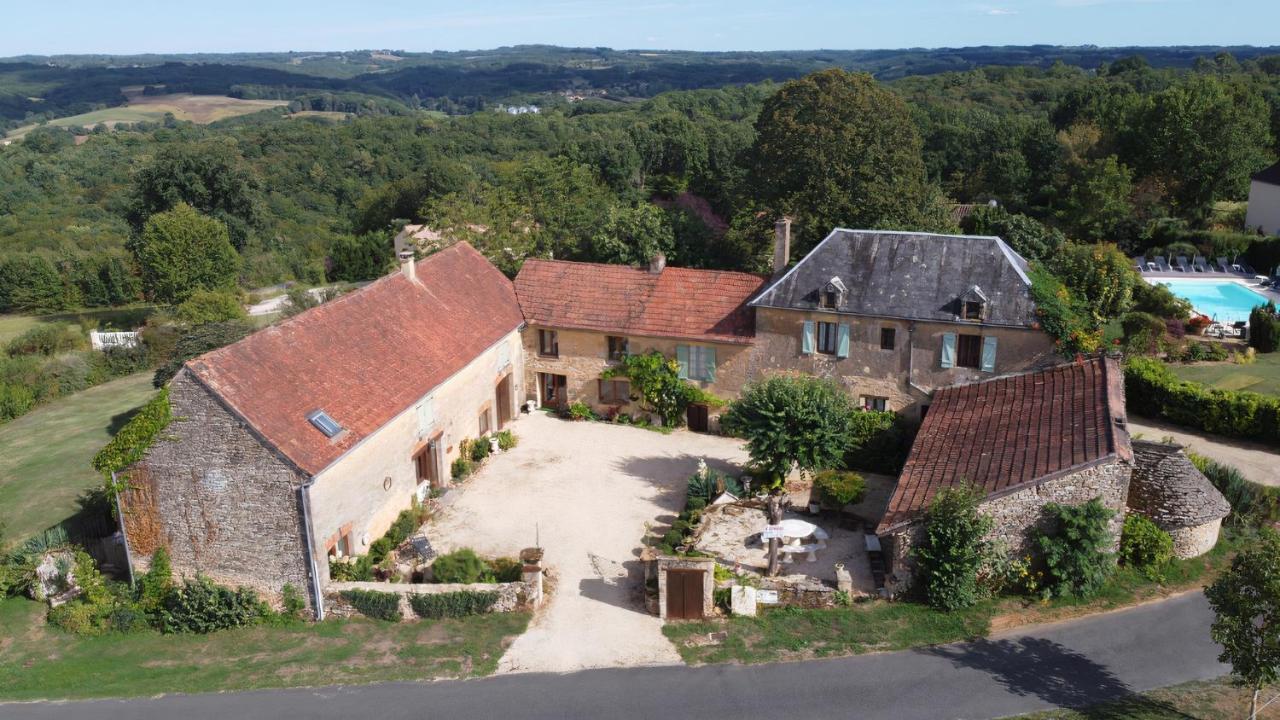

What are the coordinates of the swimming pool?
(1155, 279, 1273, 324)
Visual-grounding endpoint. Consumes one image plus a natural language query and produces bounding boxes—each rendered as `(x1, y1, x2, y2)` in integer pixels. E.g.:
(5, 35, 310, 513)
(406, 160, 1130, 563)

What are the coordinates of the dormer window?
(959, 285, 989, 322)
(820, 276, 847, 309)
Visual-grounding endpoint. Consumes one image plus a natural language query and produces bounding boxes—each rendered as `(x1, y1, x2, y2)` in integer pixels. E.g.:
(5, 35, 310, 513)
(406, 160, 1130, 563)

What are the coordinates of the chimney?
(648, 253, 667, 274)
(398, 250, 416, 282)
(773, 217, 792, 277)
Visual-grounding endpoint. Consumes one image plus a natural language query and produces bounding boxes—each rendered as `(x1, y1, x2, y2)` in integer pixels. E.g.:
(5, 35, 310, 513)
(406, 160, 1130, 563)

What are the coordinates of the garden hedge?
(1124, 356, 1280, 446)
(408, 590, 499, 619)
(340, 588, 402, 621)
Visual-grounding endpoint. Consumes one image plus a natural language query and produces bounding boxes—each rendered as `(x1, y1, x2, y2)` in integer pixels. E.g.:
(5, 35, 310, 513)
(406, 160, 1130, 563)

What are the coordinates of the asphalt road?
(2, 592, 1226, 720)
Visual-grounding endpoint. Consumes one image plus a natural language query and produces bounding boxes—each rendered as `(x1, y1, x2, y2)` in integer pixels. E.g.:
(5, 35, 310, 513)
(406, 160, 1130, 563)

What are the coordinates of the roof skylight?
(307, 410, 343, 438)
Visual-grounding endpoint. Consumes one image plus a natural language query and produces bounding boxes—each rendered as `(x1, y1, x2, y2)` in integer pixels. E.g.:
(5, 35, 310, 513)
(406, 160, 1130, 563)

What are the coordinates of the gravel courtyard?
(428, 411, 749, 673)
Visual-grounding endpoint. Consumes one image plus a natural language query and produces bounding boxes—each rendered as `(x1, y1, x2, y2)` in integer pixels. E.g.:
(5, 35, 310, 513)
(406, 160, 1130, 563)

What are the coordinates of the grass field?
(0, 597, 530, 700)
(0, 306, 159, 346)
(1013, 676, 1274, 719)
(0, 372, 155, 549)
(1169, 353, 1280, 396)
(5, 93, 288, 139)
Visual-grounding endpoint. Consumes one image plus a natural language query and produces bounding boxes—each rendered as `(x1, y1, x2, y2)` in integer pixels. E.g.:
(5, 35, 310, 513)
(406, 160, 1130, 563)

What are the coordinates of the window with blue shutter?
(801, 321, 815, 355)
(836, 324, 851, 358)
(701, 347, 717, 383)
(981, 336, 998, 372)
(940, 333, 956, 369)
(676, 345, 690, 379)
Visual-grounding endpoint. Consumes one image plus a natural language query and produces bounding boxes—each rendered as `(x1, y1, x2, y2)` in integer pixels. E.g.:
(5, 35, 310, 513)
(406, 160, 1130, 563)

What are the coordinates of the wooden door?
(496, 375, 512, 428)
(666, 570, 705, 620)
(540, 373, 567, 409)
(686, 403, 709, 433)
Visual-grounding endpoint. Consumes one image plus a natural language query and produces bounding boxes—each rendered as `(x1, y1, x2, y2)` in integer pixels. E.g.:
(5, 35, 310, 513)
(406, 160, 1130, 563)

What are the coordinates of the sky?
(2, 0, 1277, 56)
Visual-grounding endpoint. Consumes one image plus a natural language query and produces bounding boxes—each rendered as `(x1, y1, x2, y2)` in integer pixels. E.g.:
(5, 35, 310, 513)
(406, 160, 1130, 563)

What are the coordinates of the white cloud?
(985, 7, 1018, 15)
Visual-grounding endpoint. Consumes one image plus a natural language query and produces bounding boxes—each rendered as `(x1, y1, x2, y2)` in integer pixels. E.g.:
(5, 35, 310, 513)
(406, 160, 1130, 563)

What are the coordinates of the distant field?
(0, 372, 155, 548)
(0, 306, 159, 345)
(1170, 352, 1280, 396)
(5, 92, 288, 139)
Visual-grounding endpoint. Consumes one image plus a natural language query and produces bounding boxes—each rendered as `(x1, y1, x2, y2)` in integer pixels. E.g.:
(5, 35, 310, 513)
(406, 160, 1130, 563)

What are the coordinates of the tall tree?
(130, 203, 241, 304)
(1206, 530, 1280, 720)
(1051, 243, 1137, 325)
(588, 203, 675, 266)
(747, 69, 944, 256)
(129, 141, 264, 249)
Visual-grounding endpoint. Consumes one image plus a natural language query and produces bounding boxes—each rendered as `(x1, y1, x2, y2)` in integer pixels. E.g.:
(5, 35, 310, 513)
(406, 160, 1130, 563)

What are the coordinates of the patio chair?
(1175, 256, 1192, 272)
(1193, 256, 1212, 273)
(1133, 256, 1147, 272)
(1155, 256, 1172, 273)
(1217, 257, 1232, 273)
(1240, 262, 1258, 275)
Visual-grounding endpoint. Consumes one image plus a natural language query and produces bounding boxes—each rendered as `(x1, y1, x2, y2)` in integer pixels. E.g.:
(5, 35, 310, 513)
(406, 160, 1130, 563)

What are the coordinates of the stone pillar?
(520, 547, 544, 608)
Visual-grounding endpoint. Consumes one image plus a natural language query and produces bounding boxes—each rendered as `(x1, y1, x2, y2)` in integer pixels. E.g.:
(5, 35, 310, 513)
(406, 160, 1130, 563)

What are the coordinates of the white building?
(1246, 161, 1280, 236)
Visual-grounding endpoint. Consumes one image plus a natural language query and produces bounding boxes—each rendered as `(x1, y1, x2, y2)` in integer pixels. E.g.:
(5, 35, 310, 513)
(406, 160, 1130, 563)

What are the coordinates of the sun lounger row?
(1133, 255, 1257, 275)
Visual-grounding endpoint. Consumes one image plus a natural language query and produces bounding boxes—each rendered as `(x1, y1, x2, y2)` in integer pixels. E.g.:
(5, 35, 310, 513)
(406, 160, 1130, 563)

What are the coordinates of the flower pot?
(489, 437, 500, 454)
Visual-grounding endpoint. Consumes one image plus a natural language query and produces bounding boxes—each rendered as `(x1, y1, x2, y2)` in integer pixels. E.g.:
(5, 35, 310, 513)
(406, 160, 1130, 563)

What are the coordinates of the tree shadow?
(922, 637, 1196, 718)
(576, 558, 650, 616)
(106, 405, 142, 435)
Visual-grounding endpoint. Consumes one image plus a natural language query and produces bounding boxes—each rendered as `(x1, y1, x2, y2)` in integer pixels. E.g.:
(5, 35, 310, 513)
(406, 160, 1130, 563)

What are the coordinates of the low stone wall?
(325, 580, 525, 621)
(758, 576, 839, 609)
(1169, 518, 1222, 559)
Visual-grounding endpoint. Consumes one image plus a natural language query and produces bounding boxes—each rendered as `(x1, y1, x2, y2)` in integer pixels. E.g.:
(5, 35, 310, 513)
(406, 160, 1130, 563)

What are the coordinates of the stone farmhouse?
(118, 243, 526, 611)
(749, 222, 1058, 418)
(513, 254, 768, 430)
(876, 355, 1229, 592)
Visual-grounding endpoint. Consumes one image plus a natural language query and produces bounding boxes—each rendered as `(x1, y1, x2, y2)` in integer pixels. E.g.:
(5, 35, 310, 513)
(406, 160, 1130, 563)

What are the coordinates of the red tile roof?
(514, 258, 768, 344)
(877, 356, 1131, 534)
(186, 243, 524, 476)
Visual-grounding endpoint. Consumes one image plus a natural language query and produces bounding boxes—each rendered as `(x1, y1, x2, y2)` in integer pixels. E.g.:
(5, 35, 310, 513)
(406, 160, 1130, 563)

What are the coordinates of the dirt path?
(1129, 416, 1280, 487)
(428, 412, 749, 673)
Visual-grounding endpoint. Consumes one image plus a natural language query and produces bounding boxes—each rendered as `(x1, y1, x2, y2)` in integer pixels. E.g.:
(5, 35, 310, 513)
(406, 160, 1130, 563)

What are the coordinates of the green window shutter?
(981, 335, 998, 373)
(940, 333, 956, 369)
(704, 347, 717, 383)
(801, 321, 815, 355)
(836, 324, 851, 358)
(676, 345, 690, 379)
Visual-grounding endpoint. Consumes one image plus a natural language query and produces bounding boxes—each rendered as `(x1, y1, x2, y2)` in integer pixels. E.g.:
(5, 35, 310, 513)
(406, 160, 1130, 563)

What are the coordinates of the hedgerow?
(91, 387, 172, 479)
(408, 590, 499, 619)
(1124, 356, 1280, 446)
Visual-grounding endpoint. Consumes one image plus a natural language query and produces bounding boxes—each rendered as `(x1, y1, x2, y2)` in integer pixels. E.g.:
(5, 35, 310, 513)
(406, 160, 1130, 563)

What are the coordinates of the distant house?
(118, 243, 526, 614)
(748, 222, 1058, 417)
(877, 356, 1134, 591)
(1246, 161, 1280, 236)
(514, 254, 768, 430)
(875, 356, 1230, 592)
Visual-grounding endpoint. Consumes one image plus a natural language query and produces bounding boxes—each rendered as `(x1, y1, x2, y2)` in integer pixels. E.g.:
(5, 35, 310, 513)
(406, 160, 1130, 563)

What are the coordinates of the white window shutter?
(981, 336, 998, 372)
(836, 324, 851, 358)
(940, 333, 956, 369)
(801, 321, 815, 355)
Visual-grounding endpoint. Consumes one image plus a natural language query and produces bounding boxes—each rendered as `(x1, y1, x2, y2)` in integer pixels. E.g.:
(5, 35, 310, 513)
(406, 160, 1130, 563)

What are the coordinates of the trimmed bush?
(1249, 301, 1280, 353)
(495, 429, 517, 451)
(1124, 356, 1280, 446)
(160, 576, 264, 633)
(1120, 514, 1174, 580)
(914, 486, 993, 611)
(1035, 499, 1116, 599)
(813, 470, 866, 507)
(409, 590, 499, 619)
(432, 548, 488, 584)
(339, 588, 402, 621)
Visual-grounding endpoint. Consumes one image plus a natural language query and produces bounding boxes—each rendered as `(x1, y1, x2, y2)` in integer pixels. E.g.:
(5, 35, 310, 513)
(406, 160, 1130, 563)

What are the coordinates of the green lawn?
(1013, 676, 1267, 719)
(0, 306, 159, 345)
(0, 372, 156, 548)
(0, 597, 530, 700)
(1169, 353, 1280, 396)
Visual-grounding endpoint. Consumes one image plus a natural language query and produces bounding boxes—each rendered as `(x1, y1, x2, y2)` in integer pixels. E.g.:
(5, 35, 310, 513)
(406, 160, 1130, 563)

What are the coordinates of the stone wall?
(1127, 440, 1229, 559)
(522, 326, 752, 421)
(883, 460, 1132, 593)
(1169, 519, 1222, 559)
(324, 580, 526, 620)
(656, 555, 716, 620)
(307, 328, 524, 587)
(123, 370, 311, 603)
(750, 308, 1058, 418)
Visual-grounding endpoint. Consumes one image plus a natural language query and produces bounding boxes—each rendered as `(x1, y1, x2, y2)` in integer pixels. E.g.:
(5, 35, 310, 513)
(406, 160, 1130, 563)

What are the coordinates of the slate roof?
(877, 356, 1131, 534)
(1252, 161, 1280, 187)
(1129, 441, 1231, 528)
(185, 243, 524, 477)
(751, 229, 1038, 328)
(514, 259, 769, 344)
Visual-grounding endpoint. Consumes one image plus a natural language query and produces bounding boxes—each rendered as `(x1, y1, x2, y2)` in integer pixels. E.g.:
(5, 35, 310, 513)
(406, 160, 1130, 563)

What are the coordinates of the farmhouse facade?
(118, 243, 525, 611)
(1246, 161, 1280, 236)
(749, 223, 1058, 418)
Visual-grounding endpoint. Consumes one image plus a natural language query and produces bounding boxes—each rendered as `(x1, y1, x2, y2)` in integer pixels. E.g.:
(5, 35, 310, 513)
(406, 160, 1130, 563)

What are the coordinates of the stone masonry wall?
(1169, 519, 1222, 559)
(324, 581, 525, 620)
(750, 308, 1058, 418)
(124, 370, 311, 603)
(884, 460, 1131, 592)
(1127, 441, 1229, 559)
(521, 326, 752, 421)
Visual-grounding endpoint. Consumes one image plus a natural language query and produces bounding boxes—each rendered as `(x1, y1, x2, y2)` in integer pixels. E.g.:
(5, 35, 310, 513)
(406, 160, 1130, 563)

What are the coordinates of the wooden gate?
(666, 569, 706, 620)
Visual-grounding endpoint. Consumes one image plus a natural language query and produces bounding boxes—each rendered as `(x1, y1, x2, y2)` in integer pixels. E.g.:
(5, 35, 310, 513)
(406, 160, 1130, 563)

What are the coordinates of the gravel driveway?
(429, 411, 749, 673)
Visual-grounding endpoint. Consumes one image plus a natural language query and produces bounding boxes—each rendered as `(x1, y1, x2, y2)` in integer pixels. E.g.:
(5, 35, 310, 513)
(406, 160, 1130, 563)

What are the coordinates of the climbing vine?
(92, 388, 172, 494)
(601, 351, 722, 427)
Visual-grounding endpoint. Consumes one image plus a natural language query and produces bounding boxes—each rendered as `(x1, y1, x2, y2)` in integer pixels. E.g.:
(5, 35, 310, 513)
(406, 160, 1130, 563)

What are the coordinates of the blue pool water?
(1156, 279, 1272, 324)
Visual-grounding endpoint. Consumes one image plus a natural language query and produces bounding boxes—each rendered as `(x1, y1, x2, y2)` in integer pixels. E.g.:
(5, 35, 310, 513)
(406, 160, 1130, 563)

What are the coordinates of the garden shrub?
(409, 590, 499, 619)
(451, 456, 473, 480)
(1035, 498, 1116, 599)
(914, 486, 993, 611)
(486, 557, 524, 583)
(721, 375, 859, 481)
(137, 547, 174, 617)
(1130, 280, 1191, 320)
(1124, 356, 1280, 446)
(432, 548, 488, 584)
(280, 583, 306, 618)
(1119, 514, 1174, 580)
(1120, 311, 1166, 354)
(5, 323, 85, 356)
(175, 288, 247, 325)
(470, 436, 491, 462)
(340, 588, 402, 621)
(495, 429, 517, 451)
(1249, 301, 1280, 353)
(661, 530, 685, 550)
(813, 470, 866, 507)
(329, 555, 374, 582)
(601, 351, 698, 427)
(566, 401, 596, 421)
(159, 576, 264, 633)
(845, 411, 917, 474)
(686, 469, 743, 504)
